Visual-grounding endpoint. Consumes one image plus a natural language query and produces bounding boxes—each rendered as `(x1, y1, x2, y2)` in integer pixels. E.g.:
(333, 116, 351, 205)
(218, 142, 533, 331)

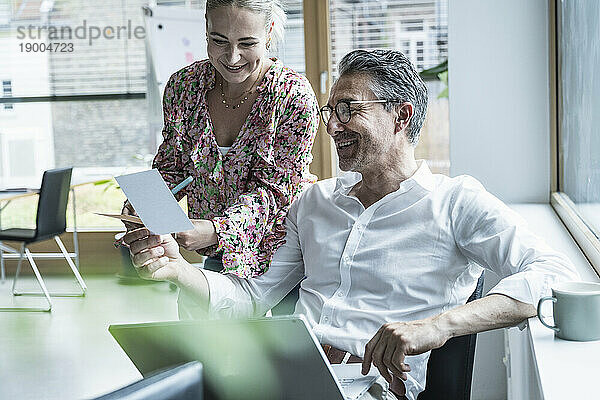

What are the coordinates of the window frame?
(303, 0, 335, 180)
(549, 0, 600, 275)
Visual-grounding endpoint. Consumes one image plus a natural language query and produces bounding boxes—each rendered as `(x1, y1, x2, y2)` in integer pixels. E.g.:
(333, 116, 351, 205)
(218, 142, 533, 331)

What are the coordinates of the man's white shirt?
(181, 160, 578, 399)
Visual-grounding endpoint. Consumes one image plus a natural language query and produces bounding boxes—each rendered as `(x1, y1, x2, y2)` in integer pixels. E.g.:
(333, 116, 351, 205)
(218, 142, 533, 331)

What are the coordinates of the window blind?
(0, 0, 148, 97)
(330, 0, 448, 78)
(0, 0, 304, 98)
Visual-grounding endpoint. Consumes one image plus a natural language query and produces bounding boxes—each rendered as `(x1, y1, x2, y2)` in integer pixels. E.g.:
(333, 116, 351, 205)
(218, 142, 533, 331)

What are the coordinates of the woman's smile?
(220, 61, 248, 73)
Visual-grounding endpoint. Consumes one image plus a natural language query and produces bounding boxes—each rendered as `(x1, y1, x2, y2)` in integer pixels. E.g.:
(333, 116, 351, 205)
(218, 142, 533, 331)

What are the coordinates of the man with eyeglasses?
(124, 49, 578, 399)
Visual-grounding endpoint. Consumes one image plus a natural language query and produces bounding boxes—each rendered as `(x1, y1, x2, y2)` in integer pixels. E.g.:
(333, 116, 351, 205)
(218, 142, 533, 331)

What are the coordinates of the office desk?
(0, 275, 178, 399)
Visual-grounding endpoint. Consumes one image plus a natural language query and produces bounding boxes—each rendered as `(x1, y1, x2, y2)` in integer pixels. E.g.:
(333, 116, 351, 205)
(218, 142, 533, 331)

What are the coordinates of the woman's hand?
(175, 219, 218, 251)
(121, 200, 141, 231)
(123, 227, 185, 282)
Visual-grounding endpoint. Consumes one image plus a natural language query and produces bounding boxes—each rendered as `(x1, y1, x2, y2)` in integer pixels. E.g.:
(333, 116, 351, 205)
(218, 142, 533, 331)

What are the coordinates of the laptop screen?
(109, 316, 346, 400)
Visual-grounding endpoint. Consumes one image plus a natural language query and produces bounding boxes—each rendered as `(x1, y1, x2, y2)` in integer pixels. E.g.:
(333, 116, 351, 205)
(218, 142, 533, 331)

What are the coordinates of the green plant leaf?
(437, 87, 448, 99)
(437, 71, 448, 84)
(420, 59, 448, 80)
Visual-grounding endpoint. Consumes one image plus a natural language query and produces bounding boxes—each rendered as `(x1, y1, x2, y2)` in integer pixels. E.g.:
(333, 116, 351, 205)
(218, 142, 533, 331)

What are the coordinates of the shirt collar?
(334, 160, 436, 196)
(256, 58, 282, 93)
(203, 61, 216, 91)
(411, 160, 436, 191)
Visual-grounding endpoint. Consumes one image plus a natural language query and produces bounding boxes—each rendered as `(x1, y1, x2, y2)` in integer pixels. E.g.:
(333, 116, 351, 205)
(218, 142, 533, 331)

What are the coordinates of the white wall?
(448, 1, 551, 399)
(449, 0, 551, 203)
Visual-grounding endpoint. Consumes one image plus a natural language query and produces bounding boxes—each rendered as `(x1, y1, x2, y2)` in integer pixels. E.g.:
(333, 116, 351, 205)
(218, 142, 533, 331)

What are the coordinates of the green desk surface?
(0, 275, 178, 399)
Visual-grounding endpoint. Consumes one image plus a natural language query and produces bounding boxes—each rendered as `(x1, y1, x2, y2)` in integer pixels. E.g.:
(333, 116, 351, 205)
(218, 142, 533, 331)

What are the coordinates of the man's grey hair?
(206, 0, 286, 50)
(338, 49, 428, 146)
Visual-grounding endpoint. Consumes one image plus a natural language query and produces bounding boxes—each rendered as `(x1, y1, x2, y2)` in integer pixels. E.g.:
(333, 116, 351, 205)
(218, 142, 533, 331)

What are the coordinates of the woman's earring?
(266, 20, 274, 50)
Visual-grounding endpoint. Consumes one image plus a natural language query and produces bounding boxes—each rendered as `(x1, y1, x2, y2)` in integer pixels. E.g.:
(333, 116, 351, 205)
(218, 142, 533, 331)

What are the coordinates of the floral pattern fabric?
(153, 59, 319, 278)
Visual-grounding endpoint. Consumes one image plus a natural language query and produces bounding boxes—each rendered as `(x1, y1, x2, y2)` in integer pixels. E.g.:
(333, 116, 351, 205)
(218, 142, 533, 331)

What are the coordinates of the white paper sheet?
(115, 169, 194, 235)
(332, 364, 379, 400)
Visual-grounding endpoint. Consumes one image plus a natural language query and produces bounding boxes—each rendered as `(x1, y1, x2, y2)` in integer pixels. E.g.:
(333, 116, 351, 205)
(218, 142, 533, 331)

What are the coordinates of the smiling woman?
(122, 0, 319, 281)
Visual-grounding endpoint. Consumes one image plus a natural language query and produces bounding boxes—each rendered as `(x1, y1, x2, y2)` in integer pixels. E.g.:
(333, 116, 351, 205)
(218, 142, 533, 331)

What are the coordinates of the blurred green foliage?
(420, 59, 449, 99)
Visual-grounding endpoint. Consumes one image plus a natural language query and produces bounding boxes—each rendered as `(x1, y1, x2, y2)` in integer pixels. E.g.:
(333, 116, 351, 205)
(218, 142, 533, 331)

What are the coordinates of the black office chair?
(0, 167, 86, 312)
(417, 273, 485, 400)
(94, 361, 203, 400)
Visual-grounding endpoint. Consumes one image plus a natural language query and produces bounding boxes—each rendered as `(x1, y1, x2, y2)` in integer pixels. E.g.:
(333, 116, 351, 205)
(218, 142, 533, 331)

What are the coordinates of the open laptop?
(109, 316, 378, 400)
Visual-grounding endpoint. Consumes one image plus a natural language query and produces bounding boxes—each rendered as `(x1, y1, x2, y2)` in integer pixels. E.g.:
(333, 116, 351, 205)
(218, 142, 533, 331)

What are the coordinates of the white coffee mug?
(537, 281, 600, 341)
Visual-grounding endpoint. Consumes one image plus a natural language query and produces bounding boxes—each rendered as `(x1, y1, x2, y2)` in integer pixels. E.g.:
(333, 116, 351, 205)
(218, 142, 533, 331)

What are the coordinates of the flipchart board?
(142, 5, 208, 151)
(143, 4, 208, 95)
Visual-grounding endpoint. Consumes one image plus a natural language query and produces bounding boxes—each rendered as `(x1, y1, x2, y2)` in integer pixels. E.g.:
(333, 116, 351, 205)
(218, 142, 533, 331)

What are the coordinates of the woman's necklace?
(219, 61, 264, 110)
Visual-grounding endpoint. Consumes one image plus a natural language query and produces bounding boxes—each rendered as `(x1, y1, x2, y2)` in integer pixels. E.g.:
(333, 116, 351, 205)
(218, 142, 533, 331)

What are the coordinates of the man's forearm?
(434, 293, 536, 339)
(175, 261, 211, 310)
(362, 293, 537, 381)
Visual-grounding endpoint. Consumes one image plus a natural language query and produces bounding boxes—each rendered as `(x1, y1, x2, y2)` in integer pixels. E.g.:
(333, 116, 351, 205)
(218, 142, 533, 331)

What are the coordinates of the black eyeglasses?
(319, 99, 398, 124)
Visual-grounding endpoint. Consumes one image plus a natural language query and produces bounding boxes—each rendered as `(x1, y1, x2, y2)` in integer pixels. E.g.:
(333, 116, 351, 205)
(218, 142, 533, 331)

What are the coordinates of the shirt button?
(343, 256, 350, 262)
(324, 317, 329, 322)
(337, 292, 343, 297)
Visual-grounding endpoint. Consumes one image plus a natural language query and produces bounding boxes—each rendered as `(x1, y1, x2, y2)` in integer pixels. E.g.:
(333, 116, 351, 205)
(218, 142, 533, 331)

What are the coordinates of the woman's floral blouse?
(153, 59, 318, 278)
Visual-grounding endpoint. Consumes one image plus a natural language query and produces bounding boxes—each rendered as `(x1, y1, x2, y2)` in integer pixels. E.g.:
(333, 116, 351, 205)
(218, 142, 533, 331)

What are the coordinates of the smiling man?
(124, 49, 579, 400)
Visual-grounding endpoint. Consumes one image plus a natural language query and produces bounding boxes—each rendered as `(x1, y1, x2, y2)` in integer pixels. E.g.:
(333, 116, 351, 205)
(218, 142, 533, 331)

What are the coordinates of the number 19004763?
(19, 42, 74, 52)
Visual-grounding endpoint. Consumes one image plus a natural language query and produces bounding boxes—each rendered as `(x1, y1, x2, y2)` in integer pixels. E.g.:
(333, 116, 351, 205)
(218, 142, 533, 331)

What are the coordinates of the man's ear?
(394, 102, 414, 134)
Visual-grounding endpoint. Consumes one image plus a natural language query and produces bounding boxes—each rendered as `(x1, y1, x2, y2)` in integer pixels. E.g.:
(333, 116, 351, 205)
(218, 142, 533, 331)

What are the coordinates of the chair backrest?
(417, 273, 485, 400)
(35, 167, 72, 241)
(94, 361, 203, 400)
